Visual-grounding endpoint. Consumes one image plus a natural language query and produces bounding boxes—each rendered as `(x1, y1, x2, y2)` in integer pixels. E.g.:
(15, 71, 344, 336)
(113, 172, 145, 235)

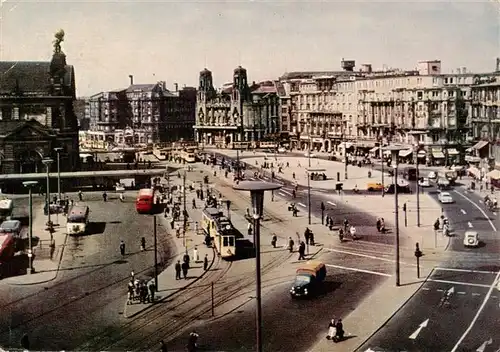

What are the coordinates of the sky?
(0, 0, 498, 97)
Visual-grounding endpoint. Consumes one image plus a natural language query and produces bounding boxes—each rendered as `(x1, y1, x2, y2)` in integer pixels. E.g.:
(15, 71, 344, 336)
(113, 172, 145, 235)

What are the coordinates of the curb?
(353, 267, 435, 351)
(123, 246, 216, 319)
(5, 231, 69, 287)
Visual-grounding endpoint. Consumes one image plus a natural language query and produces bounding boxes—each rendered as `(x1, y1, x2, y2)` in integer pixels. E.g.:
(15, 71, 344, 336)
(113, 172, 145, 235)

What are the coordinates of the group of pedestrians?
(175, 252, 191, 280)
(127, 278, 156, 305)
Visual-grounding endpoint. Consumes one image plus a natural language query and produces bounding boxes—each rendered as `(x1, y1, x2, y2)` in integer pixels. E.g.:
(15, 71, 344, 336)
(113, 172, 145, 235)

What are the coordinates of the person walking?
(203, 254, 209, 271)
(271, 234, 277, 248)
(140, 237, 146, 251)
(193, 246, 199, 262)
(288, 237, 294, 253)
(49, 239, 56, 260)
(247, 222, 252, 237)
(183, 252, 190, 269)
(298, 241, 306, 260)
(175, 260, 182, 280)
(192, 198, 197, 209)
(148, 281, 156, 302)
(304, 228, 311, 245)
(120, 240, 125, 256)
(181, 261, 189, 279)
(327, 318, 337, 340)
(78, 190, 83, 201)
(127, 280, 135, 304)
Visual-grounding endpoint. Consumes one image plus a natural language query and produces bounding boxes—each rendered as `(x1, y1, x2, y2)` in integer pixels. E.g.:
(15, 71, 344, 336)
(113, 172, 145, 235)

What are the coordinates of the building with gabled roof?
(0, 31, 79, 175)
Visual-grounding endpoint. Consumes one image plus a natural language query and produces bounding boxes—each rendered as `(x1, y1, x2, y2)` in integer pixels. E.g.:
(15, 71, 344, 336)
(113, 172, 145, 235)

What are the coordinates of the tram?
(201, 207, 243, 259)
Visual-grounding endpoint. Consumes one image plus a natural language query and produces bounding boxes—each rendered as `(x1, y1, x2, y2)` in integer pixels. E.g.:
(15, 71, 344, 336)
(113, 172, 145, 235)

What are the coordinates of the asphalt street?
(164, 249, 388, 352)
(358, 267, 500, 352)
(0, 193, 170, 350)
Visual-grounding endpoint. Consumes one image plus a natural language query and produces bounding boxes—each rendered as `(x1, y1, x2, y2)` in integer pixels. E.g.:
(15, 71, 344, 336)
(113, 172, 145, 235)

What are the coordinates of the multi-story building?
(282, 59, 500, 166)
(85, 79, 196, 149)
(470, 69, 500, 169)
(0, 31, 80, 174)
(194, 66, 280, 148)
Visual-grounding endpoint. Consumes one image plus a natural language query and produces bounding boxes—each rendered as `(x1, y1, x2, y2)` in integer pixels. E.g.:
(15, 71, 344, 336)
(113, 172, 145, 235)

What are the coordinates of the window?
(223, 237, 228, 246)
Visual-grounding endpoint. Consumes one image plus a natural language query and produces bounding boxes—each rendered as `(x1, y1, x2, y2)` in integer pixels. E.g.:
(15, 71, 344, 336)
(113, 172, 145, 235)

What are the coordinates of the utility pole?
(153, 216, 158, 290)
(183, 170, 187, 249)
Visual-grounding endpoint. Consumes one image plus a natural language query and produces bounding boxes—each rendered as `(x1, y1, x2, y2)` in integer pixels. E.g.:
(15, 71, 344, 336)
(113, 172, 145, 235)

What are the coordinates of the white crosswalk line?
(297, 202, 307, 208)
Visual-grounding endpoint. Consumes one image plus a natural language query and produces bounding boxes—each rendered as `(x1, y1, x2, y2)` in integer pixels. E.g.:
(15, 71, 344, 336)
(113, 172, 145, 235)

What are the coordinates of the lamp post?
(54, 147, 63, 202)
(382, 145, 406, 287)
(408, 131, 427, 228)
(306, 168, 326, 225)
(233, 181, 282, 352)
(42, 158, 54, 226)
(23, 181, 38, 274)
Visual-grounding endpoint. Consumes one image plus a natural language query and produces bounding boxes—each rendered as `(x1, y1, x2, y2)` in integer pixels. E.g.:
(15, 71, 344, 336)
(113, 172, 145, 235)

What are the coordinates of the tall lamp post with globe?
(23, 181, 38, 274)
(408, 131, 427, 227)
(233, 180, 282, 352)
(42, 158, 54, 233)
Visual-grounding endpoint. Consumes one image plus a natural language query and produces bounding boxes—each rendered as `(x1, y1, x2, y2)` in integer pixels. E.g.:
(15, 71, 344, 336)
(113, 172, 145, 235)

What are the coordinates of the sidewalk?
(123, 171, 216, 319)
(3, 199, 68, 286)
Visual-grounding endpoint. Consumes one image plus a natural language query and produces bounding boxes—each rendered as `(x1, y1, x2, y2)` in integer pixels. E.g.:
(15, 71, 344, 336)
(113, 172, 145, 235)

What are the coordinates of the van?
(290, 261, 327, 298)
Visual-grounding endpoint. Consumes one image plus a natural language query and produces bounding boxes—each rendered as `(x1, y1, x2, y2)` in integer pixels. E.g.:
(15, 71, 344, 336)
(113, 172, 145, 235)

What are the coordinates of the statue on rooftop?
(53, 29, 65, 54)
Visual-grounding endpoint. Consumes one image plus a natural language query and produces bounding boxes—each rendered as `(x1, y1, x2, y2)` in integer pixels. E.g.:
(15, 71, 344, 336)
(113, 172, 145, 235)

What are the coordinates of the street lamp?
(23, 181, 38, 274)
(306, 168, 326, 225)
(382, 145, 406, 287)
(233, 180, 282, 352)
(54, 147, 63, 202)
(408, 131, 427, 228)
(42, 158, 54, 226)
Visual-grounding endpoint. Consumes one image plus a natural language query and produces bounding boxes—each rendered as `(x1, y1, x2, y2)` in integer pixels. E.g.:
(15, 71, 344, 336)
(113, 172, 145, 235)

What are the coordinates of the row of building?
(1, 31, 499, 175)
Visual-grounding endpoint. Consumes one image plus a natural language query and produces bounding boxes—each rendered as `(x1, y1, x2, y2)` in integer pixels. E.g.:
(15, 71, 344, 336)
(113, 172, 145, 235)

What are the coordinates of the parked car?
(438, 192, 454, 204)
(366, 182, 384, 192)
(304, 152, 317, 158)
(463, 231, 479, 247)
(385, 183, 412, 194)
(278, 147, 287, 153)
(428, 171, 437, 180)
(418, 177, 431, 187)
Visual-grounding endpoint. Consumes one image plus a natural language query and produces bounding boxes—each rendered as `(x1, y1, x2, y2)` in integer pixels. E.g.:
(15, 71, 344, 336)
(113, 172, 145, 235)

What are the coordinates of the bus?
(0, 199, 13, 222)
(67, 205, 90, 236)
(136, 188, 156, 214)
(180, 150, 196, 163)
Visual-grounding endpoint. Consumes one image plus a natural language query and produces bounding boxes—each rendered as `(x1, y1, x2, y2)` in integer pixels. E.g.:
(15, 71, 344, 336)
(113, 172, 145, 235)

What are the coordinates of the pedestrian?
(130, 270, 135, 281)
(49, 239, 56, 260)
(183, 252, 190, 269)
(298, 241, 306, 260)
(304, 228, 311, 245)
(140, 237, 146, 251)
(327, 318, 337, 340)
(181, 261, 189, 279)
(203, 254, 209, 271)
(192, 198, 196, 209)
(20, 333, 29, 350)
(310, 232, 315, 246)
(271, 234, 277, 248)
(193, 246, 199, 262)
(127, 281, 135, 304)
(160, 340, 168, 352)
(120, 240, 125, 256)
(247, 222, 252, 236)
(288, 237, 294, 253)
(148, 281, 156, 302)
(376, 218, 381, 232)
(292, 172, 295, 179)
(170, 219, 175, 230)
(141, 283, 148, 303)
(175, 260, 182, 280)
(335, 319, 344, 341)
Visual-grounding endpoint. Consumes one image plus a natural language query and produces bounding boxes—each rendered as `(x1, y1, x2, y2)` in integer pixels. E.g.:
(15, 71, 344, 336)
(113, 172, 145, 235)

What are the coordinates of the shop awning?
(486, 169, 500, 180)
(465, 147, 473, 153)
(468, 166, 481, 178)
(432, 151, 445, 158)
(370, 147, 379, 153)
(447, 148, 459, 156)
(399, 149, 412, 157)
(472, 140, 489, 150)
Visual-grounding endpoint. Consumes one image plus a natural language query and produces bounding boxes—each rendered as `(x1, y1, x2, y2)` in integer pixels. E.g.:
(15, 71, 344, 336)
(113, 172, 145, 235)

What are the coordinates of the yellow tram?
(201, 207, 240, 259)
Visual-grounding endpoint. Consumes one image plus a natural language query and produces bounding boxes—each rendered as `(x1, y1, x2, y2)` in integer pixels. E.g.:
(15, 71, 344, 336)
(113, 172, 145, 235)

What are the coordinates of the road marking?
(278, 192, 287, 197)
(450, 270, 500, 352)
(458, 292, 466, 295)
(435, 267, 499, 274)
(437, 289, 444, 292)
(297, 202, 307, 208)
(453, 190, 497, 232)
(476, 338, 492, 352)
(409, 319, 429, 340)
(327, 201, 336, 207)
(280, 189, 292, 196)
(427, 279, 491, 288)
(324, 247, 416, 266)
(325, 264, 391, 277)
(472, 293, 481, 296)
(468, 222, 473, 228)
(422, 287, 430, 291)
(461, 209, 467, 215)
(479, 200, 483, 203)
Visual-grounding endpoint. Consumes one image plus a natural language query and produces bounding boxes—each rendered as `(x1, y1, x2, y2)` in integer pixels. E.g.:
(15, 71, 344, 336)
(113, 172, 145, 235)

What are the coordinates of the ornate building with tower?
(0, 30, 79, 174)
(194, 66, 280, 148)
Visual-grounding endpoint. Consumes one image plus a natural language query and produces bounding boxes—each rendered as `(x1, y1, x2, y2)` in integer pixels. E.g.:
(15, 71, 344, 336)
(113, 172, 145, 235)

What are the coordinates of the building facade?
(0, 31, 79, 174)
(194, 66, 280, 148)
(281, 59, 500, 166)
(84, 80, 196, 149)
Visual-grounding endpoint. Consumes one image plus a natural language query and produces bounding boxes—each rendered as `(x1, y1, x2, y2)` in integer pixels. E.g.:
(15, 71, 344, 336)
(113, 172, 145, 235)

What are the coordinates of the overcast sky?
(1, 0, 498, 97)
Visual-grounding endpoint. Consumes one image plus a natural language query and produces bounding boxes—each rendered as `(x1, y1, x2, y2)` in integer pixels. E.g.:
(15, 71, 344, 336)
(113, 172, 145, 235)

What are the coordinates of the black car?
(385, 183, 412, 194)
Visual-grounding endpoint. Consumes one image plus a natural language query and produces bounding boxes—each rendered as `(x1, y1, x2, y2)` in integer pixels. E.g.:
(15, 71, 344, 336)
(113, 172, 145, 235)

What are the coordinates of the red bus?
(135, 188, 156, 214)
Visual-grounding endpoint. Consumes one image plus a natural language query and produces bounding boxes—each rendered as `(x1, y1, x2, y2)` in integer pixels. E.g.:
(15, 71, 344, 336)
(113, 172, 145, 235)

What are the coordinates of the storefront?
(429, 148, 445, 166)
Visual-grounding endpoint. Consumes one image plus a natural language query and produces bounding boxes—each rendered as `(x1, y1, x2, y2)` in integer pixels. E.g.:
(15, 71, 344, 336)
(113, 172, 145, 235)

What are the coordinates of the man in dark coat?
(181, 261, 189, 279)
(175, 260, 182, 280)
(298, 241, 306, 260)
(203, 254, 209, 271)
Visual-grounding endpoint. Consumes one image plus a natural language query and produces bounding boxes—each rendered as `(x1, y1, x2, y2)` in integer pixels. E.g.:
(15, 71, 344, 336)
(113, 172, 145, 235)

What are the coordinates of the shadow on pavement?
(86, 221, 106, 235)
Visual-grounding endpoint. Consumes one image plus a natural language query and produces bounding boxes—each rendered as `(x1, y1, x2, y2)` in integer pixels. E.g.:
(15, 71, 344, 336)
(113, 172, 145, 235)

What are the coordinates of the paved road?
(164, 249, 389, 352)
(0, 193, 170, 350)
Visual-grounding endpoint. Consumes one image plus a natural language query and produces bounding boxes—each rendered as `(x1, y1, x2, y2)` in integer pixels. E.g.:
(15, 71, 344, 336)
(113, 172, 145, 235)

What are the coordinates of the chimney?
(496, 58, 500, 72)
(129, 75, 134, 85)
(174, 83, 178, 92)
